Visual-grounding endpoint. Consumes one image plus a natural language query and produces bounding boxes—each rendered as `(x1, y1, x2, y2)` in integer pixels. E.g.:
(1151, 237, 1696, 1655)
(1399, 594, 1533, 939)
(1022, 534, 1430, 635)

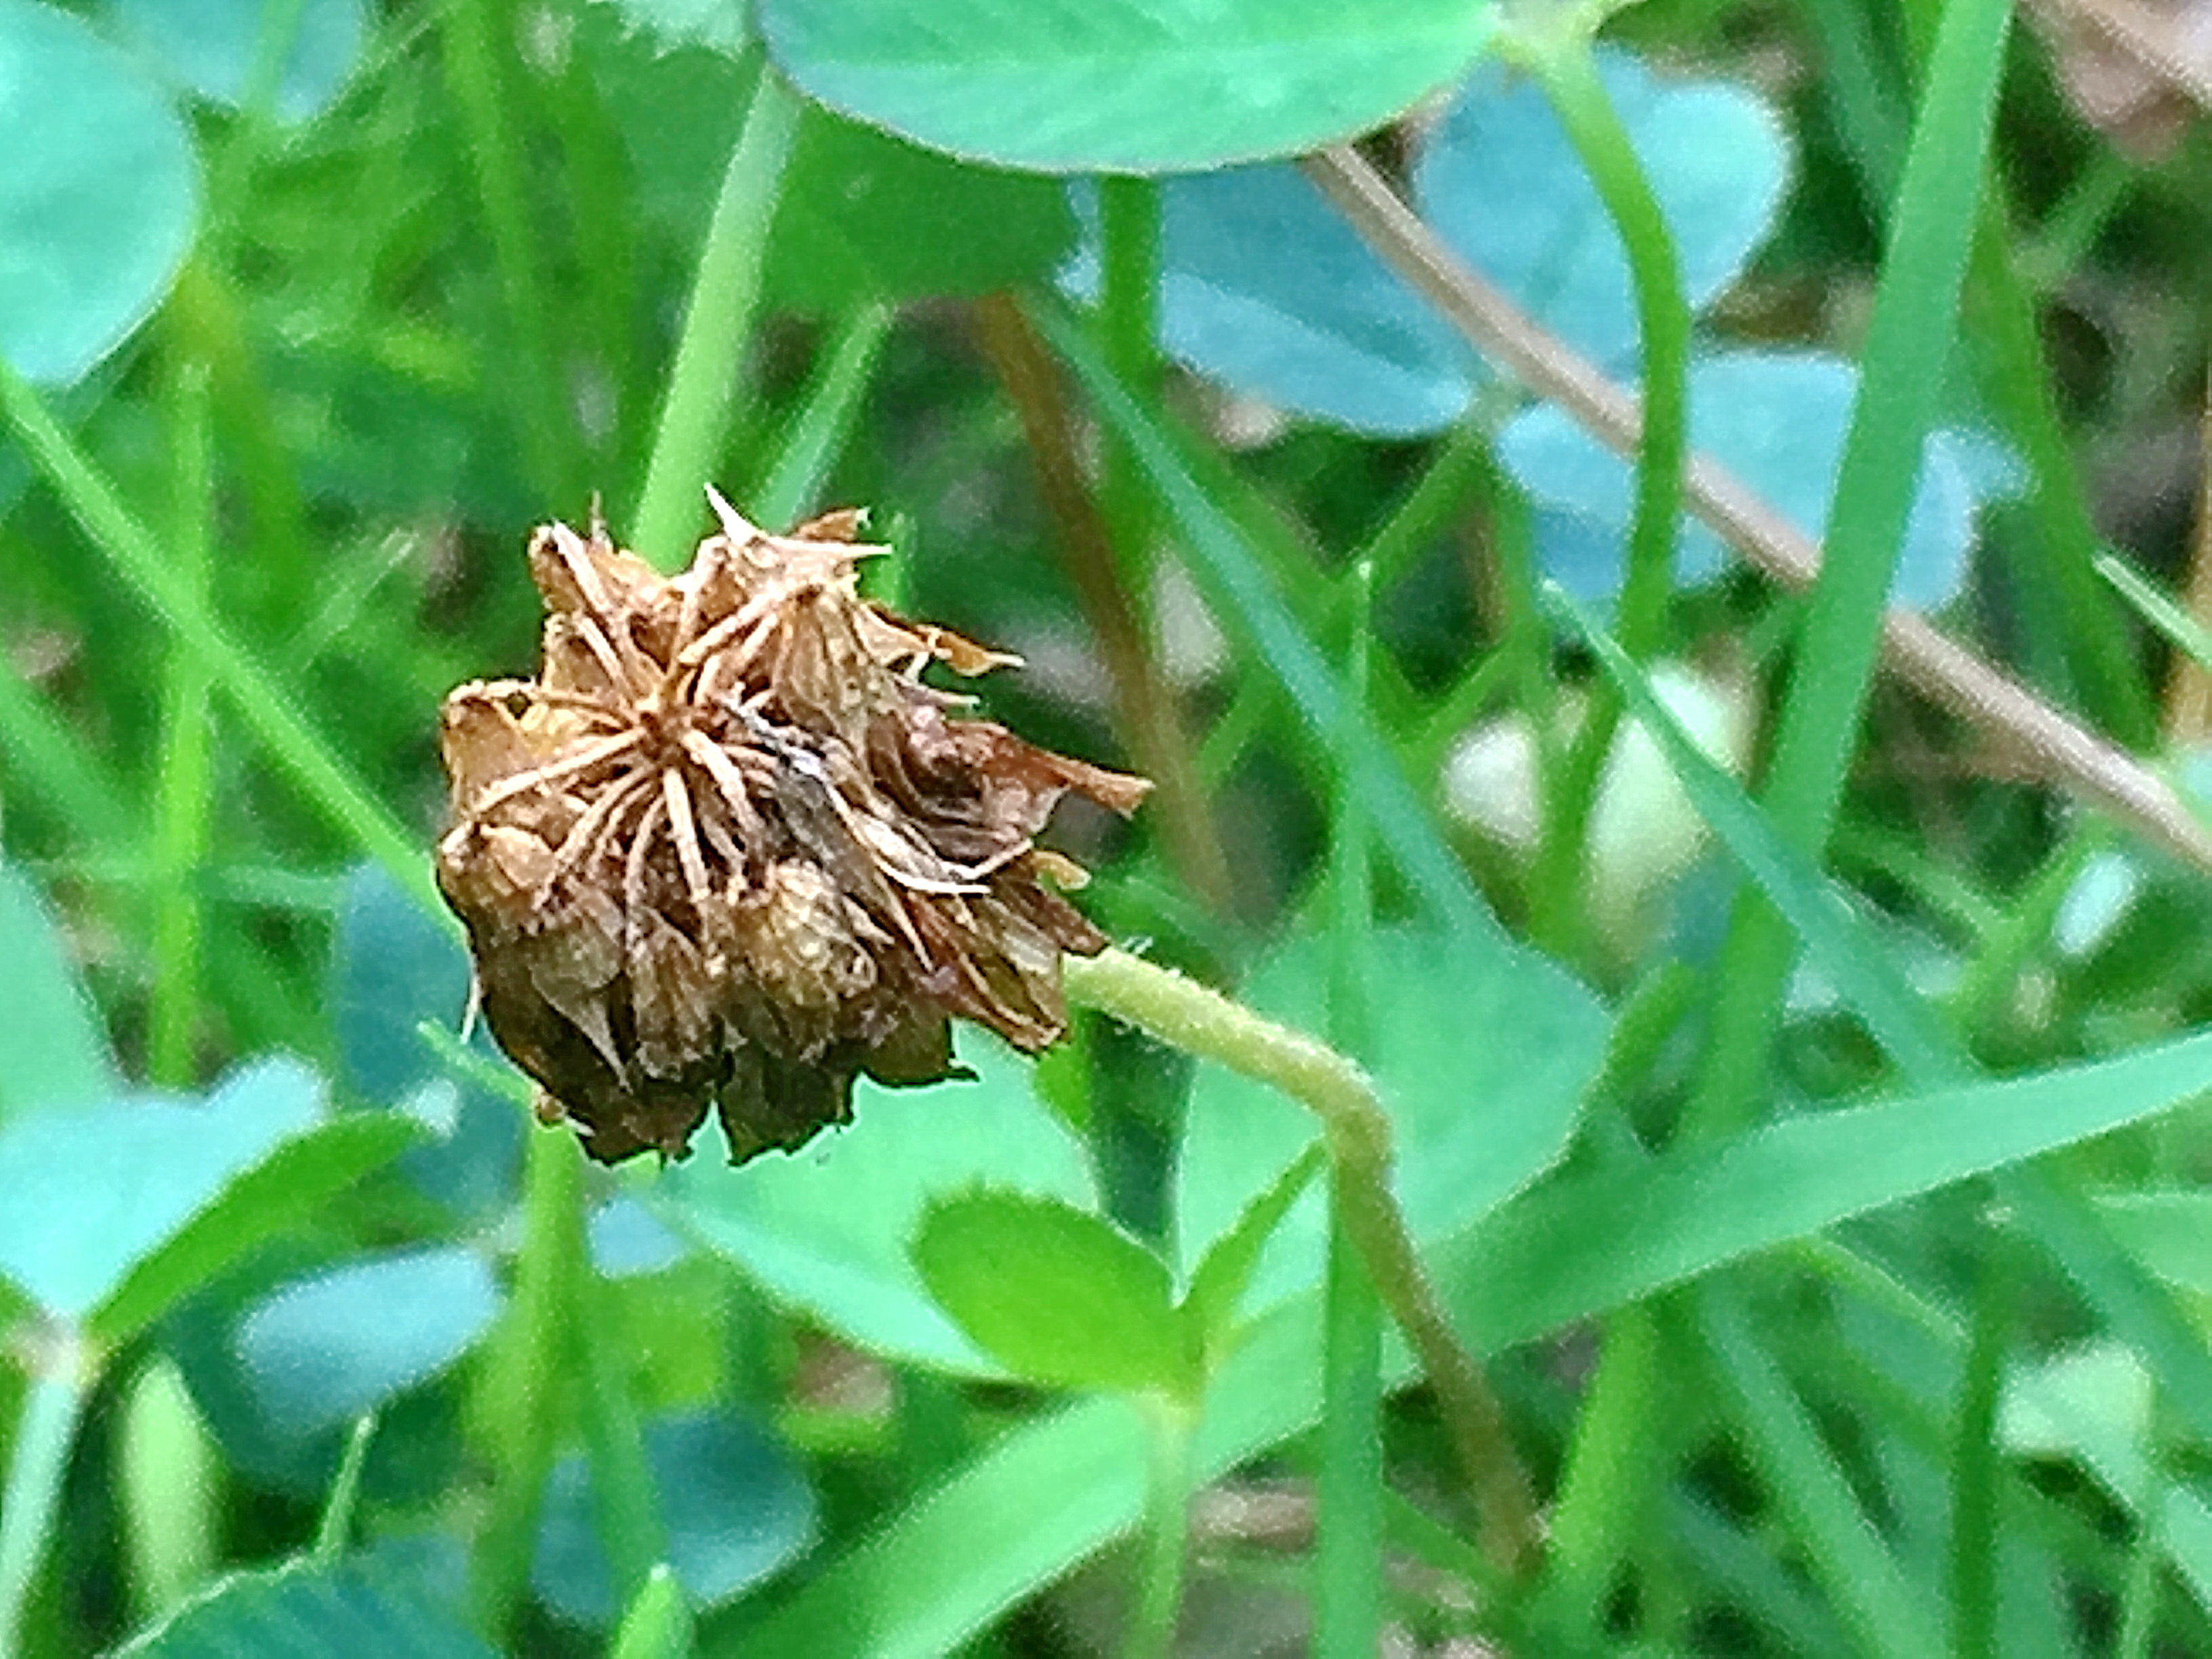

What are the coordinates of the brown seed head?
(434, 491, 1150, 1166)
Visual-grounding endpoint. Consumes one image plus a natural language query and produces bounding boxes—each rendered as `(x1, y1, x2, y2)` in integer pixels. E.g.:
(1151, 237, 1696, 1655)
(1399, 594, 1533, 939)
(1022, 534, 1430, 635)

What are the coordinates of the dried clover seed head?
(435, 491, 1150, 1166)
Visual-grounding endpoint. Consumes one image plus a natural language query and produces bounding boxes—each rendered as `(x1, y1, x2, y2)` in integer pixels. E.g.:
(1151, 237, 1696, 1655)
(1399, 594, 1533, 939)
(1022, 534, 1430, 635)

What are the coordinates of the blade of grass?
(2099, 550, 2212, 672)
(439, 0, 573, 501)
(313, 1416, 377, 1565)
(1696, 1294, 1943, 1657)
(148, 356, 216, 1087)
(0, 362, 440, 924)
(0, 662, 135, 847)
(1687, 0, 2014, 1136)
(632, 61, 802, 570)
(0, 1332, 94, 1659)
(1030, 299, 1502, 947)
(1315, 567, 1382, 1659)
(1561, 588, 2212, 1452)
(749, 304, 893, 531)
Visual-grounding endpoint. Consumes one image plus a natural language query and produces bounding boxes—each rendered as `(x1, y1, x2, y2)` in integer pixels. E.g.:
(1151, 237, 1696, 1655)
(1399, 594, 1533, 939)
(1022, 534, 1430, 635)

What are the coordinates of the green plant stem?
(1316, 571, 1382, 1659)
(314, 1416, 377, 1565)
(0, 361, 439, 924)
(750, 304, 894, 531)
(1519, 41, 1692, 966)
(632, 64, 802, 571)
(1540, 1303, 1658, 1634)
(1061, 948, 1542, 1580)
(1686, 0, 2013, 1139)
(440, 0, 572, 501)
(1098, 176, 1162, 586)
(1124, 1399, 1195, 1659)
(148, 356, 217, 1088)
(579, 1272, 667, 1616)
(471, 1129, 586, 1643)
(1524, 47, 1689, 664)
(1947, 1249, 2008, 1659)
(0, 1326, 94, 1659)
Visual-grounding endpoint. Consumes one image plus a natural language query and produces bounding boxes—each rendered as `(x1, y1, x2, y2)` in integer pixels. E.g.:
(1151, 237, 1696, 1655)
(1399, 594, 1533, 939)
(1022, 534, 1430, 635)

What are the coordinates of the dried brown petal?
(434, 490, 1150, 1166)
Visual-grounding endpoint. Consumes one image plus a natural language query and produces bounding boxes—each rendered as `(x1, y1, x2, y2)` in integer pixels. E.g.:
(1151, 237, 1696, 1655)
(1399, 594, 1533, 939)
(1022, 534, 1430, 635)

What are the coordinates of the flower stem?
(632, 61, 802, 571)
(1122, 1397, 1195, 1659)
(1061, 949, 1544, 1580)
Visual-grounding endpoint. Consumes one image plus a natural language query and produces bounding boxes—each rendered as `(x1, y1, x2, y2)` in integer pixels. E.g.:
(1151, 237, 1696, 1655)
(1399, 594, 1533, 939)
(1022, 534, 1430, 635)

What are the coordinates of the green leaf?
(1449, 1031, 2212, 1346)
(1176, 926, 1605, 1317)
(234, 1246, 503, 1441)
(1181, 1143, 1325, 1354)
(587, 26, 1072, 311)
(914, 1192, 1191, 1395)
(108, 0, 367, 125)
(92, 1113, 424, 1347)
(609, 1564, 693, 1659)
(758, 0, 1494, 173)
(659, 1029, 1095, 1373)
(769, 111, 1076, 312)
(0, 859, 117, 1120)
(2089, 1191, 2212, 1296)
(0, 1057, 323, 1318)
(115, 1545, 493, 1658)
(0, 0, 199, 385)
(727, 1031, 2212, 1658)
(531, 1410, 814, 1630)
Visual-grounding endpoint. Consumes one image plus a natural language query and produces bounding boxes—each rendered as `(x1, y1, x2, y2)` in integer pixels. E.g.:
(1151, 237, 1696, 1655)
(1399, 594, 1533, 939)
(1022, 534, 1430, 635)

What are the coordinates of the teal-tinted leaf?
(2090, 1191, 2212, 1295)
(914, 1192, 1191, 1395)
(1414, 49, 1788, 372)
(234, 1246, 501, 1440)
(108, 0, 366, 124)
(94, 1113, 424, 1346)
(758, 0, 1494, 173)
(1063, 167, 1476, 435)
(0, 859, 116, 1120)
(1175, 926, 1605, 1317)
(771, 111, 1076, 312)
(116, 1542, 492, 1658)
(1181, 1143, 1324, 1353)
(589, 1196, 689, 1279)
(0, 0, 199, 385)
(532, 1410, 815, 1629)
(333, 864, 520, 1221)
(1502, 352, 2008, 607)
(659, 1029, 1094, 1373)
(0, 1057, 322, 1317)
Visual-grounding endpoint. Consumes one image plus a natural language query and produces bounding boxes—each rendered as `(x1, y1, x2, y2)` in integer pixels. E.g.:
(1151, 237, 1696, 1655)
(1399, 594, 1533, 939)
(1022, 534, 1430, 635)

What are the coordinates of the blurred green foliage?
(7, 0, 2212, 1655)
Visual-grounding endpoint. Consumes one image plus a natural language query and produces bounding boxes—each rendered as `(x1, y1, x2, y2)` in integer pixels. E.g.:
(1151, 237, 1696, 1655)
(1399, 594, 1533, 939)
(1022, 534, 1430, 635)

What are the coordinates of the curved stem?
(1061, 948, 1544, 1580)
(1525, 45, 1692, 664)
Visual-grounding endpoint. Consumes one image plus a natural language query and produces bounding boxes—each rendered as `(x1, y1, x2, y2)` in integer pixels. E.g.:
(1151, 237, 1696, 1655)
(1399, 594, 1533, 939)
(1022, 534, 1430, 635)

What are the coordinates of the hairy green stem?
(1122, 1399, 1195, 1659)
(1061, 949, 1542, 1579)
(632, 64, 802, 570)
(750, 304, 894, 531)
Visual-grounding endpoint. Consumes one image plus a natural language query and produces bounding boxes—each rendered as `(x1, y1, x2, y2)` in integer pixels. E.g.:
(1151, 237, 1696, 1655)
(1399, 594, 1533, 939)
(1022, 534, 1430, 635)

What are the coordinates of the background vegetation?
(5, 0, 2212, 1653)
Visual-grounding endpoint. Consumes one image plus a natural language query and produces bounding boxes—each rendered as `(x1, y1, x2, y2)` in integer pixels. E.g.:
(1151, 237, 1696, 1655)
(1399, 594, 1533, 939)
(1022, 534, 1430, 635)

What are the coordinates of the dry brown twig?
(1303, 144, 2212, 874)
